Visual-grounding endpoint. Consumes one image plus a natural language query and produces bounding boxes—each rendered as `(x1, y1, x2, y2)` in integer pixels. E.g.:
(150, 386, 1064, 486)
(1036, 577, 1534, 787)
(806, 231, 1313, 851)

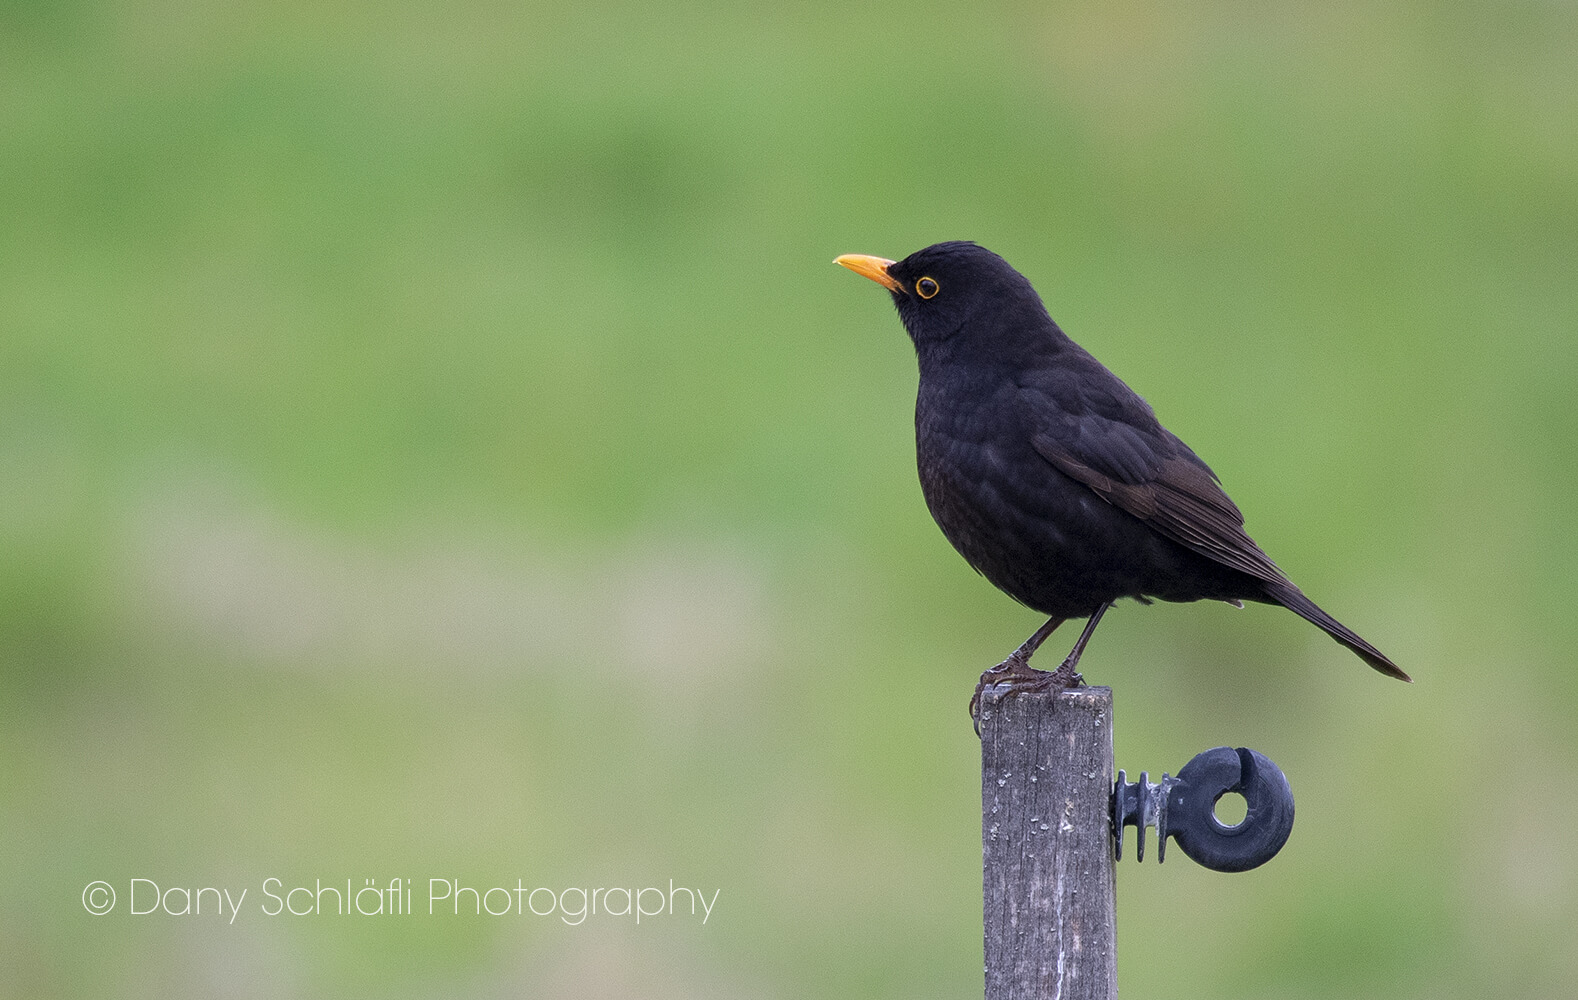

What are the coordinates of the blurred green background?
(3, 0, 1575, 996)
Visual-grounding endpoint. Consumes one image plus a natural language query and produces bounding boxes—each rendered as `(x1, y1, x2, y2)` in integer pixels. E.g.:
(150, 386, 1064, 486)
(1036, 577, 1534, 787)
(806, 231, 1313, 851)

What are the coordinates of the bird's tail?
(1262, 579, 1411, 682)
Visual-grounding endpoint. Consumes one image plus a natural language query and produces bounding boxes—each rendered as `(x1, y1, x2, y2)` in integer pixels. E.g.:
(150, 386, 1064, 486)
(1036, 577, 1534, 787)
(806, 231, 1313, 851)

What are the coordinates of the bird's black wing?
(1018, 363, 1288, 585)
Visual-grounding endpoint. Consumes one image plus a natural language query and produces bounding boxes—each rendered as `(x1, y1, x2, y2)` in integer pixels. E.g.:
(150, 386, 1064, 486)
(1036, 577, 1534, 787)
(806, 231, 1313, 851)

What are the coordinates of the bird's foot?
(1046, 653, 1085, 691)
(970, 653, 1082, 736)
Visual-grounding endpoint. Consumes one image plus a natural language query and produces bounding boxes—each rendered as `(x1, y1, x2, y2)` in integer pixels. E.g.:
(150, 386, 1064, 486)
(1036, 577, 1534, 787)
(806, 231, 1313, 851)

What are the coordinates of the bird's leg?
(970, 604, 1115, 734)
(970, 616, 1064, 733)
(1044, 601, 1110, 689)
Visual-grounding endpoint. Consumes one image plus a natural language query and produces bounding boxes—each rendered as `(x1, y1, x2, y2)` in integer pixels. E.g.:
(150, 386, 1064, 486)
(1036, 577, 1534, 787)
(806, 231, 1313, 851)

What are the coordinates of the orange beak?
(835, 254, 902, 293)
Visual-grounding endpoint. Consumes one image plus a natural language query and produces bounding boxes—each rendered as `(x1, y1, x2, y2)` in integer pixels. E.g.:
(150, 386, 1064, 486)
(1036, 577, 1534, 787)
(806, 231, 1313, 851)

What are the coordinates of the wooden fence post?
(981, 685, 1117, 1000)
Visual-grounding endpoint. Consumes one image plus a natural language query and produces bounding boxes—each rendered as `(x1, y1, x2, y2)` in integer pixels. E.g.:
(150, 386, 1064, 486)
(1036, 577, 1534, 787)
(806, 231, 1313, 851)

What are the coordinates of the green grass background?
(3, 1, 1575, 996)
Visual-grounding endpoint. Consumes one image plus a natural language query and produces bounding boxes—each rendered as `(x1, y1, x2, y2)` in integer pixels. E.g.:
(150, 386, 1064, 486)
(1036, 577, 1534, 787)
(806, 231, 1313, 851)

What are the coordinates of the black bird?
(836, 242, 1408, 725)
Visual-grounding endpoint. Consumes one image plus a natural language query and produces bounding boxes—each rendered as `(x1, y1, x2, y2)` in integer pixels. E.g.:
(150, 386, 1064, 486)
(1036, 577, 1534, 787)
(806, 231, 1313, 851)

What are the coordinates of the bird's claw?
(970, 654, 1077, 736)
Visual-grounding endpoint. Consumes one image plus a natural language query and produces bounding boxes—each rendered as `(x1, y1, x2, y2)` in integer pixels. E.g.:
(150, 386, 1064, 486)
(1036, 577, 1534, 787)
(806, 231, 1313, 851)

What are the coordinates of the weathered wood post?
(981, 685, 1117, 1000)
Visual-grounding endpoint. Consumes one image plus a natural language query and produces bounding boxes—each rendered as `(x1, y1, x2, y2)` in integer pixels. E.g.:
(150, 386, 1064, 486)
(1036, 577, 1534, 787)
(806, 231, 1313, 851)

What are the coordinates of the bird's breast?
(915, 382, 1082, 607)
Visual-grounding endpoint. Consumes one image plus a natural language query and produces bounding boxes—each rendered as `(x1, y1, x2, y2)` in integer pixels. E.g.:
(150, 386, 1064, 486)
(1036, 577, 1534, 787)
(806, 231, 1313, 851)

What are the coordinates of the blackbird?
(836, 242, 1407, 725)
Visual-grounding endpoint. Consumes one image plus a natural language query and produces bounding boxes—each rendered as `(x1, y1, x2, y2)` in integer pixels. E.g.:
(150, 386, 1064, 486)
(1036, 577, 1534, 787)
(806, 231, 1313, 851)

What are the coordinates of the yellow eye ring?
(916, 277, 939, 299)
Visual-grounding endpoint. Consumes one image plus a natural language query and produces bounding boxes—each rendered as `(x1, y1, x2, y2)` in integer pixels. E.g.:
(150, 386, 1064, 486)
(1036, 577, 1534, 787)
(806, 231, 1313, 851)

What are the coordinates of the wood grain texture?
(981, 685, 1117, 1000)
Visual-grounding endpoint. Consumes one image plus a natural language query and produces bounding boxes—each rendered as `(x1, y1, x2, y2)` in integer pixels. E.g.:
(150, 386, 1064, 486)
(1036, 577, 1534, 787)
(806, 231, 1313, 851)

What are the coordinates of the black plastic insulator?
(1111, 746, 1295, 873)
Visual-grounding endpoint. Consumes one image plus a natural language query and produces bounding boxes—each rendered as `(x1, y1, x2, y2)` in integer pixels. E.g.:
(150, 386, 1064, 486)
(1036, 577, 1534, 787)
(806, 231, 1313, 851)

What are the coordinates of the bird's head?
(835, 241, 1052, 352)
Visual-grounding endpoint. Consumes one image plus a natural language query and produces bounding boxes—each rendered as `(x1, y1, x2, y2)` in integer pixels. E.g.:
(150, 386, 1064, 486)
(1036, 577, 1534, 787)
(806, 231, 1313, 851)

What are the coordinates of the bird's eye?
(917, 277, 939, 299)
